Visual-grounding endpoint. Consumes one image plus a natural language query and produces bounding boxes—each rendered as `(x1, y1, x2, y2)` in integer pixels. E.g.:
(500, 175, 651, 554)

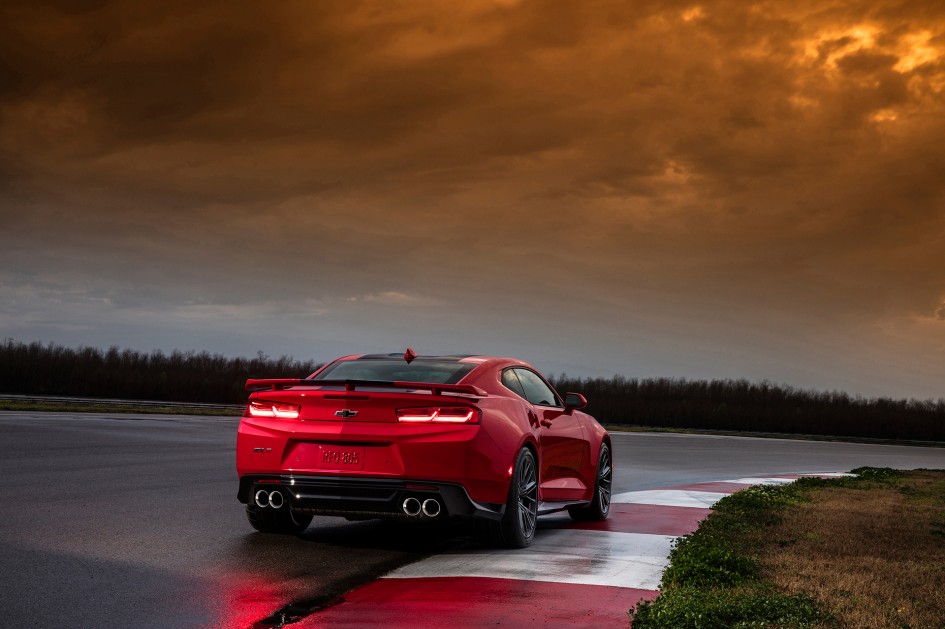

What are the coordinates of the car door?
(511, 368, 588, 502)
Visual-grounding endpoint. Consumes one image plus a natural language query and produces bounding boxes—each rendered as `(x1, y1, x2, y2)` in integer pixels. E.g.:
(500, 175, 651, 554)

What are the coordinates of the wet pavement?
(0, 412, 941, 628)
(0, 412, 460, 628)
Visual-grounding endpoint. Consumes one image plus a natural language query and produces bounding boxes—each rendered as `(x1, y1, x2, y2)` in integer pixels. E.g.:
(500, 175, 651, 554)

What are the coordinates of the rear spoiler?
(245, 378, 487, 397)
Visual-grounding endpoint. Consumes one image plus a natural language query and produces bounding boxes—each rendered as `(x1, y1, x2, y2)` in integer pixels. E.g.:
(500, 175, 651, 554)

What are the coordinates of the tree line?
(1, 340, 942, 441)
(0, 339, 321, 404)
(549, 374, 945, 442)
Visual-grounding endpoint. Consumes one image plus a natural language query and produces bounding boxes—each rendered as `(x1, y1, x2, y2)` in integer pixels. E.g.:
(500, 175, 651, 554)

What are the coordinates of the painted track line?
(612, 488, 731, 508)
(387, 528, 675, 589)
(294, 473, 845, 628)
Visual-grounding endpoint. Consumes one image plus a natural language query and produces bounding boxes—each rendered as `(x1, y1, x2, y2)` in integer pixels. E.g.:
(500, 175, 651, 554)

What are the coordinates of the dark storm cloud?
(1, 0, 944, 396)
(4, 1, 297, 140)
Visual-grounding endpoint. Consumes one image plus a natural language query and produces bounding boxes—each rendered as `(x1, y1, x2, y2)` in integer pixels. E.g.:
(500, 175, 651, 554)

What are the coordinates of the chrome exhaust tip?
(421, 499, 441, 518)
(254, 489, 270, 508)
(268, 490, 285, 509)
(402, 497, 422, 517)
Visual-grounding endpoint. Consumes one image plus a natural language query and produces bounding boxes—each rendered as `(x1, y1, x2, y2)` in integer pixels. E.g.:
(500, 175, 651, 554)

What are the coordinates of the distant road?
(0, 393, 243, 413)
(0, 411, 941, 628)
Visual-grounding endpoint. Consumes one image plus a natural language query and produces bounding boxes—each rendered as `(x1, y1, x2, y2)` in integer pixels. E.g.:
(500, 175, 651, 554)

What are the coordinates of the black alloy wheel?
(513, 448, 539, 542)
(477, 447, 539, 548)
(569, 442, 612, 521)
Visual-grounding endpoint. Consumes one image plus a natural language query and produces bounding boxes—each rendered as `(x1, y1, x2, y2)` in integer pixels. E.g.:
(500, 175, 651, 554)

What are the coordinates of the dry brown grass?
(758, 471, 945, 628)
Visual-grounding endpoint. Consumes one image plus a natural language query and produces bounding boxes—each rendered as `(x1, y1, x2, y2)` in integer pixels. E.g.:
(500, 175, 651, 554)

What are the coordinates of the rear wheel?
(477, 447, 539, 548)
(245, 489, 313, 534)
(569, 442, 612, 521)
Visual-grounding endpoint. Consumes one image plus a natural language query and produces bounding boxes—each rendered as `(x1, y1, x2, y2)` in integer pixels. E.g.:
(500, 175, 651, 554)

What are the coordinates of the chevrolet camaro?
(236, 350, 612, 547)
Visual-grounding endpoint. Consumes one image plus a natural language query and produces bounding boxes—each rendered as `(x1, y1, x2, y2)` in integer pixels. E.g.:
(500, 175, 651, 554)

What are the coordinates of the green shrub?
(630, 587, 828, 628)
(661, 538, 757, 589)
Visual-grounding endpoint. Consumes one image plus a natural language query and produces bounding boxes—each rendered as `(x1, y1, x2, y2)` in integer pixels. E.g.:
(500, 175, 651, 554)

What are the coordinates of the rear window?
(312, 359, 476, 384)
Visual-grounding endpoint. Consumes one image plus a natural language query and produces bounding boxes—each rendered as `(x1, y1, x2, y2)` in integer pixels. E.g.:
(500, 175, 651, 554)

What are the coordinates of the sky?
(1, 0, 944, 399)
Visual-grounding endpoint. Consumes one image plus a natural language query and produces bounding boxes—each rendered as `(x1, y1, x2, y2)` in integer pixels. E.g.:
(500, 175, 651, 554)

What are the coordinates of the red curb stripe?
(295, 576, 658, 628)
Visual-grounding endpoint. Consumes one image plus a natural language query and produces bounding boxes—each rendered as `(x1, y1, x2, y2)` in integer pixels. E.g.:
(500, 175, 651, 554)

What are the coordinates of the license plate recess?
(316, 445, 365, 471)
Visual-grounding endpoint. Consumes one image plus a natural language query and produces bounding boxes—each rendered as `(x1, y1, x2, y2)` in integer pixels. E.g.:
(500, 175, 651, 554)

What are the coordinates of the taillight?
(248, 400, 301, 419)
(396, 406, 479, 423)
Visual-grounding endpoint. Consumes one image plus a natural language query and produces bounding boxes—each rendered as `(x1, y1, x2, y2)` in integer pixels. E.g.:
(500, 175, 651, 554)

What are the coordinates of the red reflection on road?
(204, 573, 288, 628)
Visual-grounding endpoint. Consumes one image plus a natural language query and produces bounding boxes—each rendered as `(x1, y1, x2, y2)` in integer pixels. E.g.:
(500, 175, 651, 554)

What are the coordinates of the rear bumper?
(236, 415, 515, 504)
(238, 474, 505, 521)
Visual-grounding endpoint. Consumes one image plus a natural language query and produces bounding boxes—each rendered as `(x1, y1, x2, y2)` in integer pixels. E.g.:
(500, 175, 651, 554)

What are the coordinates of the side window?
(514, 368, 561, 407)
(501, 368, 527, 399)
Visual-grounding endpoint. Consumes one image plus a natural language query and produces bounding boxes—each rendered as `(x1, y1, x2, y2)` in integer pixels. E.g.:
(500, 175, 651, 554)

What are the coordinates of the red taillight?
(396, 406, 478, 423)
(248, 401, 301, 419)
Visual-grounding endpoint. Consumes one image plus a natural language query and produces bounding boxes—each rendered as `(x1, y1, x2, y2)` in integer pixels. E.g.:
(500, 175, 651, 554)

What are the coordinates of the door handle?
(540, 419, 553, 428)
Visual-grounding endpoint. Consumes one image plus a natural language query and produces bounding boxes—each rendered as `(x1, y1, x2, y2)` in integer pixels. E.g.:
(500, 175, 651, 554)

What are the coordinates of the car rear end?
(236, 355, 511, 525)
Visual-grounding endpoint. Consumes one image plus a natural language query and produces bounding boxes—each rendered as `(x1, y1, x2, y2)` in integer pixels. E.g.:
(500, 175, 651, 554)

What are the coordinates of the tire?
(478, 447, 539, 548)
(245, 490, 313, 534)
(569, 442, 612, 521)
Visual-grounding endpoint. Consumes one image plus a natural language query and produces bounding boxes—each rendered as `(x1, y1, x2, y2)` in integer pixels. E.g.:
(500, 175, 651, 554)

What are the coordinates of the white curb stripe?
(611, 489, 730, 508)
(386, 528, 675, 590)
(723, 476, 798, 485)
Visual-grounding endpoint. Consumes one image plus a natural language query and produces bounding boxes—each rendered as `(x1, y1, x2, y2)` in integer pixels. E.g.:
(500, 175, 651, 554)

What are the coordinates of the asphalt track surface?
(1, 411, 941, 628)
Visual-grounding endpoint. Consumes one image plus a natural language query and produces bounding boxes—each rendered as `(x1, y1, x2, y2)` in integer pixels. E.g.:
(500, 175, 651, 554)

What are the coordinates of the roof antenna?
(404, 347, 417, 364)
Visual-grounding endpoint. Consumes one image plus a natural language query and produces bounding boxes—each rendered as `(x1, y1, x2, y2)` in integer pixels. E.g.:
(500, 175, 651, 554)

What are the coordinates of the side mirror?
(564, 392, 587, 410)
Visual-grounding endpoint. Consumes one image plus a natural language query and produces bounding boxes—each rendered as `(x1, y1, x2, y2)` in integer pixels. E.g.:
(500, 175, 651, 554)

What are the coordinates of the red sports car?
(236, 350, 612, 547)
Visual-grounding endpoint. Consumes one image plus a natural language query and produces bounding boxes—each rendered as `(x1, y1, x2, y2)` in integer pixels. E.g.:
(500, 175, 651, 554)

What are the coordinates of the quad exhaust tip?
(254, 489, 285, 509)
(402, 497, 422, 517)
(421, 499, 441, 518)
(254, 489, 269, 508)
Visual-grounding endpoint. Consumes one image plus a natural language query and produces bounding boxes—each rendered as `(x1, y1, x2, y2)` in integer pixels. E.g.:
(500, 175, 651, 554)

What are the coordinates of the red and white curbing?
(295, 472, 853, 628)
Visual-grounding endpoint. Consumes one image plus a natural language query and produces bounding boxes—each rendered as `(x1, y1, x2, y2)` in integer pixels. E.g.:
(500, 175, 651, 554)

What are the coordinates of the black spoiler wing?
(245, 378, 487, 397)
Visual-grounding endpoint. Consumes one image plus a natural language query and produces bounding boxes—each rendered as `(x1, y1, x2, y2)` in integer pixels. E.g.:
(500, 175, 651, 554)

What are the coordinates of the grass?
(629, 468, 945, 628)
(0, 399, 239, 416)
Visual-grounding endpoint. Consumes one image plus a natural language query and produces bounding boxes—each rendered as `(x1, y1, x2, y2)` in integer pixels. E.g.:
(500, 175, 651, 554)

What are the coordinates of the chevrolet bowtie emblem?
(334, 409, 359, 418)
